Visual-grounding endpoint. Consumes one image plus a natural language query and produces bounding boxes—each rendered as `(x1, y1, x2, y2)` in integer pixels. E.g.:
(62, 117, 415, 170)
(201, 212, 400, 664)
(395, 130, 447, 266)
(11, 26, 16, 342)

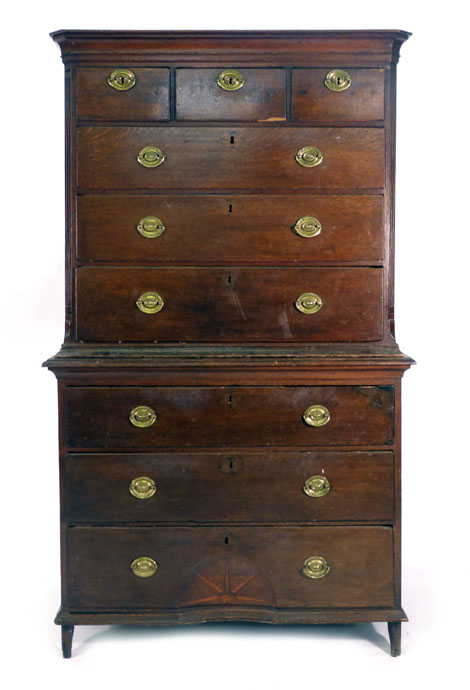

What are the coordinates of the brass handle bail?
(131, 557, 158, 578)
(303, 404, 330, 427)
(295, 146, 323, 168)
(303, 475, 331, 498)
(129, 476, 157, 499)
(129, 405, 157, 428)
(136, 292, 164, 314)
(294, 216, 322, 238)
(137, 146, 165, 168)
(136, 216, 165, 239)
(303, 556, 330, 579)
(295, 292, 323, 314)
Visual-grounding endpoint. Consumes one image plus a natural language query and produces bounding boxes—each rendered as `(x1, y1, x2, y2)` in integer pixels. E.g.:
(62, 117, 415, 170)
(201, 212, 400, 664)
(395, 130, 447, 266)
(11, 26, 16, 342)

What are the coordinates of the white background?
(1, 1, 469, 687)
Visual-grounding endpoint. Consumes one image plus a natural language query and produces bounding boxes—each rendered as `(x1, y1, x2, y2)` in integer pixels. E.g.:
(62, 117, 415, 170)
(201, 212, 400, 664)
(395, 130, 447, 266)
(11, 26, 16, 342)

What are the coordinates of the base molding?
(55, 606, 408, 626)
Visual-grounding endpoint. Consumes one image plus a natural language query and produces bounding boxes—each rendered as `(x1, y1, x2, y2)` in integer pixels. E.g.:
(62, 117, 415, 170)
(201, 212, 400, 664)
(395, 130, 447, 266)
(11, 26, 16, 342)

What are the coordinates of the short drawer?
(76, 68, 170, 121)
(66, 526, 395, 609)
(76, 194, 383, 264)
(64, 451, 394, 523)
(77, 127, 384, 190)
(292, 69, 385, 122)
(75, 267, 383, 343)
(64, 385, 394, 449)
(176, 68, 286, 121)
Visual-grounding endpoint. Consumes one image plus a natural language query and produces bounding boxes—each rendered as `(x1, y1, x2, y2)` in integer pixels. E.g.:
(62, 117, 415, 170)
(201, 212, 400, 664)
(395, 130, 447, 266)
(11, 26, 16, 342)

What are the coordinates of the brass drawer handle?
(136, 216, 165, 239)
(129, 476, 156, 499)
(294, 216, 322, 238)
(324, 69, 352, 92)
(107, 68, 136, 91)
(295, 146, 323, 168)
(295, 292, 323, 314)
(136, 291, 164, 314)
(129, 405, 157, 428)
(303, 556, 330, 579)
(303, 475, 330, 498)
(217, 69, 245, 91)
(137, 146, 165, 168)
(303, 404, 330, 427)
(131, 557, 158, 578)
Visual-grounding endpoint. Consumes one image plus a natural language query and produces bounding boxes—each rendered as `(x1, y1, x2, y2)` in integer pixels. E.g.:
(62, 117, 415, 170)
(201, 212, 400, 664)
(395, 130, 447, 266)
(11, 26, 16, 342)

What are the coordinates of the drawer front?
(76, 267, 383, 343)
(176, 68, 286, 121)
(292, 69, 385, 122)
(65, 386, 394, 449)
(76, 194, 383, 263)
(76, 68, 170, 121)
(67, 526, 394, 609)
(77, 127, 384, 190)
(64, 451, 394, 523)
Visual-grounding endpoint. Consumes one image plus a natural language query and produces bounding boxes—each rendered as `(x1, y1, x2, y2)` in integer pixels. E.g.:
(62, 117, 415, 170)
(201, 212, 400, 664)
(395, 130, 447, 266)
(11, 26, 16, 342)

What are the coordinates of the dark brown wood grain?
(76, 194, 384, 264)
(66, 525, 394, 609)
(75, 266, 384, 343)
(292, 69, 385, 122)
(77, 126, 385, 190)
(76, 68, 170, 121)
(176, 68, 286, 121)
(63, 450, 394, 523)
(64, 385, 394, 449)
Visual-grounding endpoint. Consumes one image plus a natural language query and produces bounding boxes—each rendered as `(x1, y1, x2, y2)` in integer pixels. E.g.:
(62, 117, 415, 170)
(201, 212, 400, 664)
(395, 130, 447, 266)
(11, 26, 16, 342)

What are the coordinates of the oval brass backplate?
(129, 405, 157, 428)
(136, 216, 165, 239)
(295, 146, 323, 168)
(302, 556, 330, 579)
(294, 216, 322, 238)
(303, 404, 331, 427)
(107, 68, 136, 91)
(130, 557, 158, 578)
(129, 476, 157, 499)
(303, 475, 331, 498)
(324, 69, 352, 92)
(217, 69, 245, 91)
(295, 292, 323, 314)
(136, 292, 164, 314)
(137, 146, 165, 168)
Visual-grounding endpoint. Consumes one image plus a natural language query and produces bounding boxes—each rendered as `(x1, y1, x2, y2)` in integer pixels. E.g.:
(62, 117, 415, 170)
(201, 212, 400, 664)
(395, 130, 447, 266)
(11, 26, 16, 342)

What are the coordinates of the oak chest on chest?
(46, 30, 413, 658)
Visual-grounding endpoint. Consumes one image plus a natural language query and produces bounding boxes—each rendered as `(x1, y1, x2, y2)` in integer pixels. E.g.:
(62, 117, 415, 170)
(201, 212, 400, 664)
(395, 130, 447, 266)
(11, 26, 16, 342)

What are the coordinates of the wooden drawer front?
(64, 451, 394, 523)
(65, 386, 394, 449)
(292, 69, 385, 122)
(76, 267, 383, 343)
(67, 526, 394, 609)
(76, 194, 383, 264)
(77, 127, 384, 190)
(76, 68, 170, 121)
(176, 68, 286, 121)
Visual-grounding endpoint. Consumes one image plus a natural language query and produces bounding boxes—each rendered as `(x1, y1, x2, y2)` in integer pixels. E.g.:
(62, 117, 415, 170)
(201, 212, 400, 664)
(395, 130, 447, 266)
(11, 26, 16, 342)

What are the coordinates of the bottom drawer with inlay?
(64, 451, 394, 523)
(66, 526, 394, 609)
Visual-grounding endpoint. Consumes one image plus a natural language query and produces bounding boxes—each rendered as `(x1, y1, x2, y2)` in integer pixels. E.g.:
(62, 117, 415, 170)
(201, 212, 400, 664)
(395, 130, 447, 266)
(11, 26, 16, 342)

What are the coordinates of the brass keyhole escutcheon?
(302, 556, 330, 579)
(303, 475, 331, 498)
(295, 146, 323, 168)
(303, 404, 331, 428)
(107, 68, 136, 91)
(129, 405, 157, 428)
(295, 292, 323, 314)
(129, 476, 157, 499)
(324, 69, 352, 92)
(217, 69, 245, 91)
(136, 216, 165, 239)
(137, 146, 165, 168)
(294, 216, 322, 238)
(136, 292, 164, 314)
(130, 557, 158, 578)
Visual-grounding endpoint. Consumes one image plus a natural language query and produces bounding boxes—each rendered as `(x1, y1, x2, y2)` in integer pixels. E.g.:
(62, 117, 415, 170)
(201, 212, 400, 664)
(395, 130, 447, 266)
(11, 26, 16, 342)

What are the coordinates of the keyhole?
(228, 460, 234, 470)
(336, 76, 342, 85)
(228, 393, 233, 403)
(228, 204, 232, 213)
(224, 537, 229, 545)
(228, 76, 233, 85)
(230, 135, 235, 144)
(118, 75, 126, 85)
(227, 274, 232, 285)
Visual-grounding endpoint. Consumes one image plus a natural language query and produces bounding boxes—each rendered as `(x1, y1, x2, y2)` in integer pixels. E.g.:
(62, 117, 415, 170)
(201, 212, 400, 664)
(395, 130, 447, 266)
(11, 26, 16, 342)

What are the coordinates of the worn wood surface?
(64, 385, 394, 449)
(63, 450, 394, 523)
(76, 194, 383, 264)
(75, 266, 384, 343)
(77, 127, 385, 190)
(66, 525, 394, 609)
